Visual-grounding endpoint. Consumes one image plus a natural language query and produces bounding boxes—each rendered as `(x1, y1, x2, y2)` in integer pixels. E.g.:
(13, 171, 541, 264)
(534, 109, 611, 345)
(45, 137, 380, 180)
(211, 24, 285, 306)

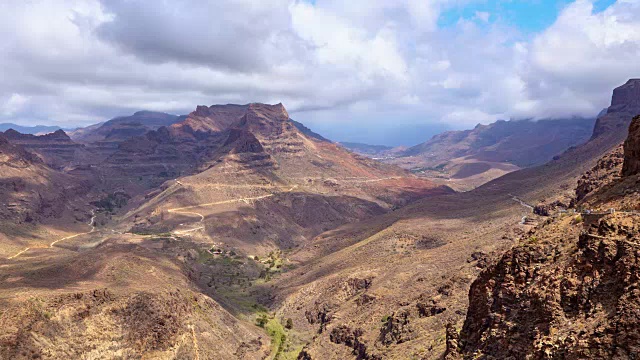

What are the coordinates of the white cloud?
(521, 0, 640, 118)
(474, 11, 490, 23)
(2, 94, 29, 116)
(0, 0, 638, 142)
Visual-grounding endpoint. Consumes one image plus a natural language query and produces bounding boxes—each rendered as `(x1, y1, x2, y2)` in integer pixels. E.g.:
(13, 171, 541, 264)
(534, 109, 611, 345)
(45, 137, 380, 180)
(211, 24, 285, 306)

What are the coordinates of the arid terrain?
(1, 79, 639, 360)
(0, 102, 449, 359)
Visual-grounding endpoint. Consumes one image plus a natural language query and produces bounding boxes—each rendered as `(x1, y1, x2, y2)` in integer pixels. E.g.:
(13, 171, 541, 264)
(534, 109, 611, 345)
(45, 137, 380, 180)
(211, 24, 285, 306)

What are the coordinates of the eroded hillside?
(0, 103, 448, 359)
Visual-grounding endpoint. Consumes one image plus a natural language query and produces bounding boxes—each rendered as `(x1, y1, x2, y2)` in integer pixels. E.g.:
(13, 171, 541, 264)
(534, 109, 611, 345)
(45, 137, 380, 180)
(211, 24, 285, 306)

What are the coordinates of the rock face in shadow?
(611, 79, 640, 112)
(592, 79, 640, 140)
(70, 110, 183, 143)
(575, 144, 624, 202)
(399, 117, 595, 168)
(622, 115, 640, 176)
(0, 132, 89, 223)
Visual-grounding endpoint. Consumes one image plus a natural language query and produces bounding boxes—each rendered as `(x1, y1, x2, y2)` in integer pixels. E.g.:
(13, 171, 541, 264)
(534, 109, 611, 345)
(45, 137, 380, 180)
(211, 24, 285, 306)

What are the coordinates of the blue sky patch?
(438, 0, 617, 34)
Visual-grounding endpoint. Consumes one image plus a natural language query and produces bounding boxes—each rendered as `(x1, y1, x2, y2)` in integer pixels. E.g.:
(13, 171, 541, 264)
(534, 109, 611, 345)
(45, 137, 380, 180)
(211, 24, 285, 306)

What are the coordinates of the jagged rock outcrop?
(305, 302, 336, 333)
(622, 115, 640, 176)
(459, 215, 640, 358)
(378, 309, 414, 345)
(415, 298, 446, 318)
(444, 324, 461, 360)
(575, 144, 624, 203)
(592, 79, 640, 140)
(610, 79, 640, 112)
(330, 325, 381, 360)
(457, 105, 640, 359)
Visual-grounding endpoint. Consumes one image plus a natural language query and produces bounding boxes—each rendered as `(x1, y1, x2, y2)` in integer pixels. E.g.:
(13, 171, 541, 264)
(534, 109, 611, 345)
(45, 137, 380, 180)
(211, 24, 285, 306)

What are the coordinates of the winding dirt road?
(167, 185, 299, 235)
(7, 210, 96, 260)
(510, 195, 534, 211)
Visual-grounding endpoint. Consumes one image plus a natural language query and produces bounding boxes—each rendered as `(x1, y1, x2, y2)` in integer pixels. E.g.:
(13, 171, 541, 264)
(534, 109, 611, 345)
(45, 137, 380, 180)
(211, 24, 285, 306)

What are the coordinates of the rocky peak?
(3, 128, 23, 139)
(248, 102, 289, 120)
(609, 79, 640, 113)
(45, 129, 72, 141)
(622, 115, 640, 176)
(591, 79, 640, 140)
(193, 105, 211, 117)
(3, 128, 72, 142)
(238, 103, 293, 138)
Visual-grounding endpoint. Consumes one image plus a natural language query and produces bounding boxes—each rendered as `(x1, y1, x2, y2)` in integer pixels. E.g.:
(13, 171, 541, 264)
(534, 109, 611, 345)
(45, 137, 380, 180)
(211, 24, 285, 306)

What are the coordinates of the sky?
(0, 0, 639, 146)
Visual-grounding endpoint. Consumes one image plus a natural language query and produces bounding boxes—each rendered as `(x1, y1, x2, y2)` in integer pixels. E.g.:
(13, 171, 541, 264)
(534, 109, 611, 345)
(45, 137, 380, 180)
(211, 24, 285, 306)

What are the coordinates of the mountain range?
(0, 123, 63, 135)
(340, 117, 597, 191)
(0, 80, 639, 359)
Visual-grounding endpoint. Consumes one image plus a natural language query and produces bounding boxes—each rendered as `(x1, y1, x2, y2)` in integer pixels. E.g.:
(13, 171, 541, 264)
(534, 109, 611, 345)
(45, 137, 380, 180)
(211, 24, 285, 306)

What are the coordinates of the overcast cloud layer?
(1, 0, 639, 144)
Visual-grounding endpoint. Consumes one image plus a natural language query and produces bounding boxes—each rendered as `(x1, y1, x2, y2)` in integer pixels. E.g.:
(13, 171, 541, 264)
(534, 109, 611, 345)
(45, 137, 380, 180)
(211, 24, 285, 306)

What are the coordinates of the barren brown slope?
(0, 230, 270, 359)
(0, 134, 93, 258)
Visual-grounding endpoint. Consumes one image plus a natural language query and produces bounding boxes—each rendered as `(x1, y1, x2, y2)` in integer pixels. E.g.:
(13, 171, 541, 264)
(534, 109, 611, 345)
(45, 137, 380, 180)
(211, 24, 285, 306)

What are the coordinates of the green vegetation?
(266, 318, 287, 359)
(252, 313, 304, 360)
(574, 214, 583, 224)
(256, 313, 269, 328)
(258, 250, 289, 283)
(27, 297, 53, 320)
(411, 162, 448, 173)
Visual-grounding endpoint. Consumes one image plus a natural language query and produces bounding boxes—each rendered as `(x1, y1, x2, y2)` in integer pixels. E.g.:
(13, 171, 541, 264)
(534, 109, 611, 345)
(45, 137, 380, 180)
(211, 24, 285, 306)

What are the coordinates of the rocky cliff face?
(622, 115, 640, 176)
(575, 144, 624, 203)
(0, 132, 42, 165)
(170, 104, 247, 137)
(458, 214, 640, 359)
(592, 79, 640, 140)
(610, 79, 640, 112)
